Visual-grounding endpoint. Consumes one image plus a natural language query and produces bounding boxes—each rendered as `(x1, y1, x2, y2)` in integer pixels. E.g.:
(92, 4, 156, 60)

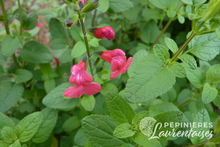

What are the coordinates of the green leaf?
(50, 38, 68, 50)
(133, 132, 162, 147)
(14, 69, 33, 83)
(69, 25, 82, 42)
(32, 108, 58, 143)
(190, 109, 211, 144)
(122, 143, 135, 147)
(142, 9, 162, 20)
(141, 20, 160, 44)
(113, 123, 136, 138)
(127, 50, 148, 76)
(49, 18, 67, 39)
(148, 0, 178, 9)
(20, 41, 53, 64)
(202, 83, 218, 104)
(188, 33, 220, 61)
(23, 13, 37, 30)
(100, 83, 118, 96)
(178, 14, 185, 24)
(1, 35, 20, 57)
(62, 116, 80, 133)
(71, 41, 86, 58)
(153, 44, 170, 61)
(0, 140, 8, 147)
(168, 62, 186, 78)
(164, 37, 178, 53)
(97, 0, 109, 12)
(132, 111, 149, 126)
(0, 82, 24, 112)
(109, 0, 133, 12)
(206, 64, 220, 84)
(74, 128, 88, 146)
(178, 54, 197, 69)
(15, 112, 43, 142)
(1, 126, 17, 143)
(81, 95, 96, 111)
(106, 93, 136, 125)
(82, 115, 125, 147)
(59, 50, 72, 63)
(125, 54, 176, 103)
(181, 0, 206, 5)
(8, 140, 21, 147)
(122, 7, 138, 22)
(0, 112, 15, 129)
(44, 78, 56, 94)
(42, 83, 79, 110)
(186, 68, 205, 88)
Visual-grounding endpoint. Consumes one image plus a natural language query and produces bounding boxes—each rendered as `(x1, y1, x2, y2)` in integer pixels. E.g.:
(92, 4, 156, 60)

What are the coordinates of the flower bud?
(91, 26, 115, 40)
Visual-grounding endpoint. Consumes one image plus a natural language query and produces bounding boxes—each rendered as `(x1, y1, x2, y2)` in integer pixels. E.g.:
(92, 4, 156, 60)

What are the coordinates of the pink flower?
(101, 49, 133, 79)
(93, 26, 115, 40)
(36, 22, 44, 27)
(63, 61, 102, 98)
(63, 82, 102, 98)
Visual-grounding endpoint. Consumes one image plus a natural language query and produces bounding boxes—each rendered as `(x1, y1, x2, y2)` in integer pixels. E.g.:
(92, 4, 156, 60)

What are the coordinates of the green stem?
(171, 32, 196, 62)
(0, 0, 10, 34)
(149, 19, 173, 50)
(91, 9, 97, 27)
(77, 11, 94, 76)
(17, 0, 23, 36)
(177, 99, 192, 107)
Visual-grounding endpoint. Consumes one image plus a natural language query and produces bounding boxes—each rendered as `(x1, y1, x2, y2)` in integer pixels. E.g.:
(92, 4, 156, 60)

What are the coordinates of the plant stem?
(171, 32, 196, 62)
(17, 0, 23, 36)
(149, 3, 184, 50)
(0, 0, 10, 34)
(177, 99, 192, 107)
(77, 11, 94, 76)
(149, 19, 173, 50)
(91, 9, 97, 27)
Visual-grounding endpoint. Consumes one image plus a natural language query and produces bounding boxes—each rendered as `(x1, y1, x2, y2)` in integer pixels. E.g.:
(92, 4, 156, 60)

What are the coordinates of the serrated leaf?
(20, 41, 53, 64)
(178, 54, 197, 69)
(32, 108, 58, 143)
(190, 109, 211, 144)
(153, 44, 170, 61)
(113, 123, 135, 138)
(74, 128, 88, 146)
(50, 38, 68, 50)
(206, 64, 220, 84)
(132, 111, 149, 126)
(14, 69, 33, 83)
(186, 68, 205, 88)
(71, 41, 86, 58)
(164, 37, 178, 53)
(188, 33, 220, 61)
(109, 0, 133, 12)
(168, 62, 186, 78)
(15, 112, 43, 142)
(106, 93, 135, 125)
(202, 83, 218, 104)
(127, 50, 148, 76)
(49, 18, 67, 39)
(42, 83, 79, 110)
(23, 13, 37, 30)
(1, 35, 20, 57)
(82, 115, 125, 147)
(0, 82, 24, 112)
(133, 132, 162, 147)
(125, 54, 176, 103)
(81, 95, 95, 111)
(9, 139, 20, 147)
(1, 126, 17, 143)
(0, 112, 15, 129)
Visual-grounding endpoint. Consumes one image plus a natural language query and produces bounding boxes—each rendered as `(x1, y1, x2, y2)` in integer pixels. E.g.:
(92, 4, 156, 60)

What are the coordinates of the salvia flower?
(92, 26, 115, 40)
(36, 22, 44, 27)
(63, 61, 101, 98)
(101, 49, 133, 79)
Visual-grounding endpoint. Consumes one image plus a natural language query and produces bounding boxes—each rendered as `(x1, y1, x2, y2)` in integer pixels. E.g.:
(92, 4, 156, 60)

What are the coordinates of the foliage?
(0, 0, 220, 146)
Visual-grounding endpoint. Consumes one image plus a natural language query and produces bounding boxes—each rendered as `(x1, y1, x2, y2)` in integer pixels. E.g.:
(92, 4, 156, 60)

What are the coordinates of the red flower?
(36, 22, 44, 27)
(93, 26, 115, 40)
(63, 82, 102, 98)
(101, 49, 132, 79)
(63, 61, 101, 98)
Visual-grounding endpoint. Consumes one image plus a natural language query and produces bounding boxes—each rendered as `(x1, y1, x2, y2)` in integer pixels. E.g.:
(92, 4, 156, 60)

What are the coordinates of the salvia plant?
(0, 0, 220, 147)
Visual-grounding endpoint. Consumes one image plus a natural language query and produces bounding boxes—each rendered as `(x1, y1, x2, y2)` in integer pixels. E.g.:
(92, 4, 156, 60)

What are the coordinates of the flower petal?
(110, 71, 121, 79)
(120, 57, 133, 74)
(111, 56, 126, 72)
(63, 85, 84, 98)
(83, 82, 102, 95)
